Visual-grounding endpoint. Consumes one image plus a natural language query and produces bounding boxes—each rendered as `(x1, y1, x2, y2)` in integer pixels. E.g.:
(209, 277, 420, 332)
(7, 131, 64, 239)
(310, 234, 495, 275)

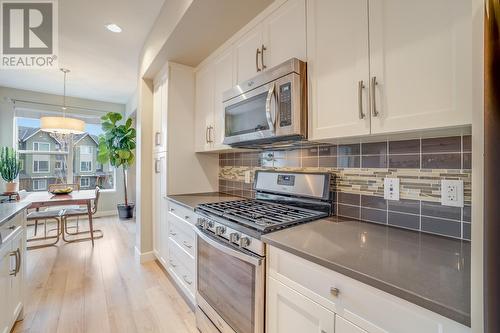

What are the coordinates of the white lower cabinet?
(335, 316, 367, 333)
(0, 213, 25, 333)
(154, 199, 198, 307)
(267, 246, 470, 333)
(267, 276, 335, 333)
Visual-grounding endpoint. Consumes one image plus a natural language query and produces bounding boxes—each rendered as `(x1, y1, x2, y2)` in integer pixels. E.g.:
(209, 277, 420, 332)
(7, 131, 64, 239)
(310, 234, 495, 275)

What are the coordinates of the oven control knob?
(239, 237, 251, 248)
(215, 226, 226, 235)
(229, 233, 240, 243)
(208, 220, 215, 229)
(196, 218, 207, 229)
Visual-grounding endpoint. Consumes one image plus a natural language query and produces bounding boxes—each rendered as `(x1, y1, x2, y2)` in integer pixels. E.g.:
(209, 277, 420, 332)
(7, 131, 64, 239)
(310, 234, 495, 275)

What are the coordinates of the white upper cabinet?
(267, 277, 335, 333)
(308, 0, 472, 140)
(264, 0, 306, 69)
(213, 49, 235, 149)
(153, 71, 168, 153)
(369, 0, 472, 134)
(235, 0, 307, 84)
(235, 26, 265, 83)
(307, 0, 371, 140)
(194, 64, 215, 152)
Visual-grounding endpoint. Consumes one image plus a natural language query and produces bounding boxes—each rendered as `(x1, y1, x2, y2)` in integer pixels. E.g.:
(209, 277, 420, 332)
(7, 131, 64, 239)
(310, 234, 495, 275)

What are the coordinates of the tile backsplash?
(218, 135, 472, 240)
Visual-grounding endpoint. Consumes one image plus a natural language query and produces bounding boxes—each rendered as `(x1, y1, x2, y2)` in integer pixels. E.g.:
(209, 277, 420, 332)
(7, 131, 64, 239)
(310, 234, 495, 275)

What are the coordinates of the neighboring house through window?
(33, 158, 49, 173)
(80, 161, 92, 172)
(55, 161, 63, 170)
(80, 177, 90, 188)
(80, 145, 93, 172)
(32, 179, 47, 191)
(33, 142, 50, 151)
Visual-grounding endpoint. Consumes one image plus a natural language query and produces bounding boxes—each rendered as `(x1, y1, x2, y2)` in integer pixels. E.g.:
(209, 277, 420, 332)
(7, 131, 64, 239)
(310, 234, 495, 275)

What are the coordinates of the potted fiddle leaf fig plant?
(0, 147, 21, 193)
(97, 112, 136, 219)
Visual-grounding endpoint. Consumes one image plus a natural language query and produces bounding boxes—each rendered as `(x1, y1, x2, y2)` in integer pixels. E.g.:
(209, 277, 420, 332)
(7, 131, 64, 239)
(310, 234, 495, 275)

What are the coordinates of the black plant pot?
(117, 203, 135, 220)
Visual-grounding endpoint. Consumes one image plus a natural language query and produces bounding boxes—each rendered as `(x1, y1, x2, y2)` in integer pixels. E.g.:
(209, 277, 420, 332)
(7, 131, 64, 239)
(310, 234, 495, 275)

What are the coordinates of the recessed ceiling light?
(105, 23, 122, 33)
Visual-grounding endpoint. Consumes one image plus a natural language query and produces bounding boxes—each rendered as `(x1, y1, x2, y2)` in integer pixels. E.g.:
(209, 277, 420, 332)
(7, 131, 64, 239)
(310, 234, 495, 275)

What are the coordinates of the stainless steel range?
(194, 170, 333, 333)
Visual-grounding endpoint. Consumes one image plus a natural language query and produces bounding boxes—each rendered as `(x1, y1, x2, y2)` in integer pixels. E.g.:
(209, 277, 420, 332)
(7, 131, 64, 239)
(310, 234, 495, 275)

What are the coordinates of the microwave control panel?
(279, 82, 292, 127)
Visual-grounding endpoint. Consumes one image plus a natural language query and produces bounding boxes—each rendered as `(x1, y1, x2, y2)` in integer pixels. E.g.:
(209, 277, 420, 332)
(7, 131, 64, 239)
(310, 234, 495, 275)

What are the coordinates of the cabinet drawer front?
(168, 214, 196, 258)
(168, 242, 196, 298)
(268, 247, 470, 333)
(168, 201, 196, 225)
(168, 237, 195, 277)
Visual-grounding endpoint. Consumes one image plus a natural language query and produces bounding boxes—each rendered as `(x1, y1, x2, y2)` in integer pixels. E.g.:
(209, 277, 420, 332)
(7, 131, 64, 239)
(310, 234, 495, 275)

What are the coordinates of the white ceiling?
(0, 0, 165, 104)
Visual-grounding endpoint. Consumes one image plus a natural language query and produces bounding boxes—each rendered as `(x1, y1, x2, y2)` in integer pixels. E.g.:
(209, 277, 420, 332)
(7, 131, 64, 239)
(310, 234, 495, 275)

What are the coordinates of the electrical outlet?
(384, 178, 400, 201)
(244, 170, 251, 184)
(441, 179, 464, 207)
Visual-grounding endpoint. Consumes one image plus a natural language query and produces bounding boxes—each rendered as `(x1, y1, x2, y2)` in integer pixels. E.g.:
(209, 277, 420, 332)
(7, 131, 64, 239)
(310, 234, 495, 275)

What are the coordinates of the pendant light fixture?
(40, 68, 85, 134)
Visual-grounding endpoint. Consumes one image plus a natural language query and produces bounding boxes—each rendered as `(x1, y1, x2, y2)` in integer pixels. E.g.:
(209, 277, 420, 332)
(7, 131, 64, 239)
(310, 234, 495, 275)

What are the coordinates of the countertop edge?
(0, 201, 30, 226)
(262, 236, 471, 327)
(166, 196, 195, 211)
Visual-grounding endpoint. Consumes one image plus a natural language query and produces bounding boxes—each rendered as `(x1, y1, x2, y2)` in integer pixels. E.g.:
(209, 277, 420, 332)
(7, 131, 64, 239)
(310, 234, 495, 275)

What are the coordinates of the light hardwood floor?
(13, 217, 198, 333)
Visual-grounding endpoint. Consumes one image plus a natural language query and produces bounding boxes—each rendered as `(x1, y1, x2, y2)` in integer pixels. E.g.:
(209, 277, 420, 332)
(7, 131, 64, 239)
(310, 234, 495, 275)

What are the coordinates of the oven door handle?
(195, 228, 263, 266)
(265, 83, 277, 131)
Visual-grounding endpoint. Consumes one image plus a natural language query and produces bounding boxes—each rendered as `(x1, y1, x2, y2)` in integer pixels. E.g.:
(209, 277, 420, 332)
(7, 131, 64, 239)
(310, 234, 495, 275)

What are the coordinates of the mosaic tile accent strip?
(218, 135, 472, 240)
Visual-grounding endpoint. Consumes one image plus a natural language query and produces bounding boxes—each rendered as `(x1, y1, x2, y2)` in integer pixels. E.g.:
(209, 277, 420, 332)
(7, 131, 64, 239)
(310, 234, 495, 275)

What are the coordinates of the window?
(33, 142, 50, 151)
(33, 159, 49, 173)
(80, 161, 92, 172)
(32, 179, 47, 191)
(16, 117, 116, 192)
(80, 177, 90, 188)
(80, 145, 92, 154)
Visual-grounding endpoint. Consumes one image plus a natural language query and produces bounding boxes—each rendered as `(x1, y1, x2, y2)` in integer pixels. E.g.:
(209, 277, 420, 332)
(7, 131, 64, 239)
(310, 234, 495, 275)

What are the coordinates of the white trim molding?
(134, 246, 155, 263)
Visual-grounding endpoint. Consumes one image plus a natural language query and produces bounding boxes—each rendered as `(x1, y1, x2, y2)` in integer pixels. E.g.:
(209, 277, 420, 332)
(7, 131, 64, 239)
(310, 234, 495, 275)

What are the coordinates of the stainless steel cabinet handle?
(256, 48, 262, 72)
(169, 230, 177, 236)
(330, 287, 340, 297)
(182, 241, 193, 249)
(184, 215, 190, 220)
(182, 275, 193, 285)
(358, 80, 365, 119)
(205, 126, 209, 143)
(155, 132, 161, 146)
(154, 159, 160, 173)
(261, 44, 267, 70)
(169, 260, 177, 268)
(371, 76, 379, 117)
(15, 249, 20, 275)
(208, 126, 214, 143)
(9, 251, 17, 276)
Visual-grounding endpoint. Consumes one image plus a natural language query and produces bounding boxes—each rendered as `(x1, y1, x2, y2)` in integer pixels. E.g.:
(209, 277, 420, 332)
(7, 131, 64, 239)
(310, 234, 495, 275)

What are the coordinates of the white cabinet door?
(264, 0, 306, 69)
(153, 74, 168, 153)
(307, 0, 371, 140)
(159, 155, 169, 265)
(0, 245, 11, 333)
(336, 316, 367, 333)
(235, 26, 264, 83)
(153, 152, 167, 266)
(267, 277, 335, 333)
(213, 48, 234, 150)
(369, 0, 472, 134)
(194, 64, 215, 152)
(9, 230, 23, 324)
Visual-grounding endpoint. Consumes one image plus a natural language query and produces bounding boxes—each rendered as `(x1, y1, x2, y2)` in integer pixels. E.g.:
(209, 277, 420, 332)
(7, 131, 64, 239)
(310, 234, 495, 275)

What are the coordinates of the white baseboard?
(134, 246, 155, 263)
(94, 210, 118, 218)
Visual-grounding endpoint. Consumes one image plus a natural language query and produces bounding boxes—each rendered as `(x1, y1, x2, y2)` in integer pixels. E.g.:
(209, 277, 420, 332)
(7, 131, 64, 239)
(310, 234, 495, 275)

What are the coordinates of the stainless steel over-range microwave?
(222, 58, 307, 147)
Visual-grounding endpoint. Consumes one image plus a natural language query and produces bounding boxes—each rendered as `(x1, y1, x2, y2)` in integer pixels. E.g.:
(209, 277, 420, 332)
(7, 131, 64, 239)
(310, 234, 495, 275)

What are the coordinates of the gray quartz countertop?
(167, 192, 242, 211)
(0, 201, 30, 226)
(262, 217, 471, 327)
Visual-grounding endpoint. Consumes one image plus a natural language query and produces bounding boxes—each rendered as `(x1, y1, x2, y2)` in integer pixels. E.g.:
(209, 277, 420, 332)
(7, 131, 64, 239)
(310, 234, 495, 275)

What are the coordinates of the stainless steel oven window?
(197, 234, 263, 333)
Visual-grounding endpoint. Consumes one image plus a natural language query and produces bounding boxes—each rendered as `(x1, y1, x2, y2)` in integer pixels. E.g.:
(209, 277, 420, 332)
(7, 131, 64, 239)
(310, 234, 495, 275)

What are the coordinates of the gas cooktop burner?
(197, 199, 328, 233)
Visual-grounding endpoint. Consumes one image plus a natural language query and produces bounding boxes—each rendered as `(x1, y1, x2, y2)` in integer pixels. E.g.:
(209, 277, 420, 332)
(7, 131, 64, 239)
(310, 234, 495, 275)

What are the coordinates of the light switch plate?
(384, 178, 400, 201)
(441, 179, 464, 207)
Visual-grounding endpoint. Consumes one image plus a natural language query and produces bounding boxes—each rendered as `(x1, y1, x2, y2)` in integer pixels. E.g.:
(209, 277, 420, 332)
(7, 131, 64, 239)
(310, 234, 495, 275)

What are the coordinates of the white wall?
(0, 86, 127, 214)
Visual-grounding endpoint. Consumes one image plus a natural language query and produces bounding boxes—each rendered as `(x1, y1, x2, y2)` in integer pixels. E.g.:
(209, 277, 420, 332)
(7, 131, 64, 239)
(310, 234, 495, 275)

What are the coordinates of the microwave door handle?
(265, 84, 276, 130)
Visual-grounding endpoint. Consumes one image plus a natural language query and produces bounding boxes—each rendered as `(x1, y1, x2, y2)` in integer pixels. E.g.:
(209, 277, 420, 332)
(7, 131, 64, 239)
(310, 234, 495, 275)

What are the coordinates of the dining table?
(23, 190, 103, 248)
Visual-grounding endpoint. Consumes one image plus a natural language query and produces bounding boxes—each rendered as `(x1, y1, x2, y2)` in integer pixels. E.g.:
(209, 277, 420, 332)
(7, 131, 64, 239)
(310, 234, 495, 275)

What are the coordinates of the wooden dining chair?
(47, 183, 82, 231)
(61, 186, 102, 246)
